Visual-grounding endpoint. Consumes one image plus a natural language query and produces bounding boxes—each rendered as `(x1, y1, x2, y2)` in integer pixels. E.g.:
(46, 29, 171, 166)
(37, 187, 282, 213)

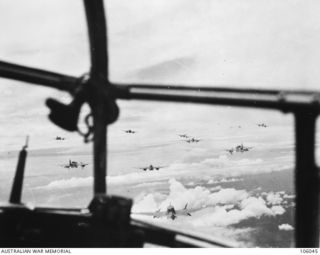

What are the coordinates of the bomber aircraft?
(186, 137, 200, 143)
(60, 160, 89, 169)
(55, 136, 65, 140)
(123, 129, 136, 134)
(226, 144, 253, 154)
(257, 123, 268, 128)
(138, 164, 166, 171)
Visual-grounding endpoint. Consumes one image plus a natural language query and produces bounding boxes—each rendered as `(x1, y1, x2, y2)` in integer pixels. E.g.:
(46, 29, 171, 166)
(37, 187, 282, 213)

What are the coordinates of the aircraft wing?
(154, 166, 168, 170)
(175, 209, 192, 217)
(59, 164, 70, 168)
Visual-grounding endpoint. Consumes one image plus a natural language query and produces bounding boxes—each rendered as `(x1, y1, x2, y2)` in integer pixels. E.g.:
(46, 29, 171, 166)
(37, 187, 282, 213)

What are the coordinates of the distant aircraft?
(186, 138, 200, 143)
(234, 143, 253, 153)
(123, 129, 136, 134)
(60, 160, 89, 169)
(139, 164, 166, 171)
(153, 203, 192, 220)
(55, 136, 65, 140)
(257, 123, 268, 128)
(226, 144, 253, 154)
(178, 134, 189, 138)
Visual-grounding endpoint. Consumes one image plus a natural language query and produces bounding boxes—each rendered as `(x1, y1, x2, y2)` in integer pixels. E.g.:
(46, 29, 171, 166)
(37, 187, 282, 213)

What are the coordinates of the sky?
(1, 0, 320, 178)
(0, 0, 320, 150)
(106, 0, 320, 89)
(0, 0, 319, 190)
(0, 0, 314, 246)
(1, 0, 320, 87)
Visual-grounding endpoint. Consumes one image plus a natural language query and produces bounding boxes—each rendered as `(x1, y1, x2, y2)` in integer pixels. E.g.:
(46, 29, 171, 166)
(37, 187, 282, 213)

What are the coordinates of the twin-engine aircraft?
(186, 137, 200, 143)
(138, 164, 166, 171)
(226, 144, 253, 154)
(55, 136, 65, 140)
(257, 123, 268, 128)
(60, 160, 89, 169)
(123, 129, 136, 134)
(133, 203, 192, 221)
(153, 203, 192, 220)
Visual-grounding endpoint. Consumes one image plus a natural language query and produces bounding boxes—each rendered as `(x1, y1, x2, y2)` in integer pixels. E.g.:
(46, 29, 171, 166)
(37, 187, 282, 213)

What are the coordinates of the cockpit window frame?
(0, 0, 318, 248)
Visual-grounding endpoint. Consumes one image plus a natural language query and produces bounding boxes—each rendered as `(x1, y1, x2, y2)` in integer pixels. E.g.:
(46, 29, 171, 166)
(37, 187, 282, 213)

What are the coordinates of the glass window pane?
(0, 83, 92, 208)
(106, 0, 320, 91)
(108, 101, 295, 247)
(0, 0, 89, 75)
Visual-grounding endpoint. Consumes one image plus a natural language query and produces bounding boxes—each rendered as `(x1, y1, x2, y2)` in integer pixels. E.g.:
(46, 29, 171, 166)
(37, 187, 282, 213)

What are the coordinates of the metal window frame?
(0, 0, 319, 248)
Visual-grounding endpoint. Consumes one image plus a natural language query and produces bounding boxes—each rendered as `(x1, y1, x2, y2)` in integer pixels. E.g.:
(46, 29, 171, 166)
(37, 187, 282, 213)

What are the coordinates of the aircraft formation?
(127, 122, 268, 221)
(57, 122, 266, 171)
(225, 123, 268, 154)
(55, 121, 266, 223)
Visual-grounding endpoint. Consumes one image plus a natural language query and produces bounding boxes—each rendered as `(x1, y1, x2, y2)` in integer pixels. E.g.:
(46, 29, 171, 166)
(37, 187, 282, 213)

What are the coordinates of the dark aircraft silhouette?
(139, 164, 166, 171)
(235, 143, 253, 153)
(55, 136, 65, 140)
(153, 203, 191, 220)
(60, 160, 89, 169)
(123, 129, 136, 134)
(186, 137, 200, 143)
(178, 134, 189, 138)
(234, 144, 253, 153)
(132, 203, 192, 221)
(226, 144, 253, 154)
(257, 123, 268, 128)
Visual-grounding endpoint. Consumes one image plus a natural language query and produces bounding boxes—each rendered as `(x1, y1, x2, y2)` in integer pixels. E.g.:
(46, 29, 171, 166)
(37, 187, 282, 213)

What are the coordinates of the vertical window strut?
(84, 0, 109, 195)
(295, 110, 319, 247)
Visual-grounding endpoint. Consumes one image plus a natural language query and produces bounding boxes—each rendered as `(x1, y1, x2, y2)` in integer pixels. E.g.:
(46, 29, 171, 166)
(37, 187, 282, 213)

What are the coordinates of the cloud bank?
(132, 178, 287, 228)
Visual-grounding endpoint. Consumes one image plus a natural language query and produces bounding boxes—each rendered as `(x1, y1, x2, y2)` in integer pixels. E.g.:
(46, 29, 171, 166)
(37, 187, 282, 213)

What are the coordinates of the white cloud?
(240, 197, 271, 217)
(207, 177, 243, 185)
(210, 186, 222, 192)
(132, 178, 286, 228)
(208, 188, 248, 206)
(270, 205, 286, 215)
(37, 176, 92, 190)
(132, 193, 158, 213)
(266, 192, 283, 205)
(278, 224, 294, 231)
